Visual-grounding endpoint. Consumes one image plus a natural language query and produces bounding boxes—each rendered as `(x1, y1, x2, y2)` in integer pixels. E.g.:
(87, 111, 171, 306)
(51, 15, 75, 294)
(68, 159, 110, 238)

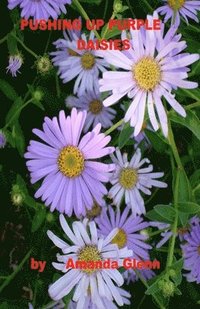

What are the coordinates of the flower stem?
(11, 33, 38, 59)
(102, 12, 116, 39)
(125, 0, 136, 18)
(141, 0, 154, 13)
(0, 250, 31, 294)
(73, 0, 101, 39)
(55, 74, 61, 98)
(4, 98, 34, 130)
(0, 34, 8, 45)
(105, 119, 124, 135)
(134, 269, 166, 309)
(166, 121, 181, 268)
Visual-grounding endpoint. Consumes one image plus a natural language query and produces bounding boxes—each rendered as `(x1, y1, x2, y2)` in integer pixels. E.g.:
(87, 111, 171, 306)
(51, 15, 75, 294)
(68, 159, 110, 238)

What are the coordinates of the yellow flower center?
(198, 246, 200, 255)
(68, 48, 79, 56)
(168, 0, 185, 9)
(58, 146, 85, 178)
(78, 245, 102, 274)
(133, 57, 161, 91)
(89, 99, 103, 115)
(81, 53, 95, 70)
(86, 202, 102, 219)
(119, 168, 138, 189)
(112, 229, 127, 248)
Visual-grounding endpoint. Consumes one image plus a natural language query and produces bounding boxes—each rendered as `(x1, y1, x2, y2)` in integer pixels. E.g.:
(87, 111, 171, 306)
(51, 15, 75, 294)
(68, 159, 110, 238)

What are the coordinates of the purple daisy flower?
(25, 108, 115, 217)
(51, 31, 109, 95)
(109, 148, 167, 215)
(47, 215, 132, 308)
(123, 268, 155, 284)
(66, 86, 116, 132)
(96, 206, 152, 260)
(68, 287, 131, 309)
(6, 54, 23, 77)
(8, 0, 71, 20)
(157, 0, 200, 26)
(181, 218, 200, 283)
(0, 131, 6, 148)
(99, 12, 199, 137)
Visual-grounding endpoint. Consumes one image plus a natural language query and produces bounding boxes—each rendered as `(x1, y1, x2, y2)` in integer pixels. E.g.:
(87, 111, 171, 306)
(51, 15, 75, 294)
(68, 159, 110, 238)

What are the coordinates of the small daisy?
(109, 148, 167, 215)
(123, 268, 155, 284)
(99, 12, 199, 137)
(68, 287, 131, 309)
(0, 131, 6, 148)
(8, 0, 71, 19)
(96, 206, 152, 260)
(157, 0, 200, 26)
(6, 54, 23, 77)
(181, 218, 200, 283)
(51, 31, 109, 95)
(66, 86, 116, 132)
(47, 215, 132, 308)
(25, 108, 115, 217)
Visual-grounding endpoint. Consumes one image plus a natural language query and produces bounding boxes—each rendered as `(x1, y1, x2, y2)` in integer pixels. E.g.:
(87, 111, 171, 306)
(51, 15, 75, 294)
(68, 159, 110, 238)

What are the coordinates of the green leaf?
(178, 88, 200, 101)
(118, 122, 134, 148)
(169, 258, 183, 286)
(12, 121, 25, 156)
(178, 202, 200, 214)
(16, 174, 28, 194)
(5, 97, 23, 127)
(31, 206, 46, 233)
(175, 168, 192, 226)
(101, 25, 121, 39)
(145, 130, 168, 153)
(154, 205, 176, 222)
(0, 79, 18, 101)
(145, 208, 174, 224)
(170, 110, 200, 142)
(7, 33, 18, 55)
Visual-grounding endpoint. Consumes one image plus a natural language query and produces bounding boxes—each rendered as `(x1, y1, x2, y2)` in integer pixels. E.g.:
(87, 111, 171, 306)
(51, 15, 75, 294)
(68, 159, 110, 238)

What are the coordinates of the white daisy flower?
(47, 215, 132, 309)
(109, 148, 167, 215)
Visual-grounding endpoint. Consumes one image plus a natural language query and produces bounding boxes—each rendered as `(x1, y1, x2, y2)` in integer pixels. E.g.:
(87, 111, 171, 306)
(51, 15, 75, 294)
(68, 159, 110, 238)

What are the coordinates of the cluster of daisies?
(5, 0, 200, 308)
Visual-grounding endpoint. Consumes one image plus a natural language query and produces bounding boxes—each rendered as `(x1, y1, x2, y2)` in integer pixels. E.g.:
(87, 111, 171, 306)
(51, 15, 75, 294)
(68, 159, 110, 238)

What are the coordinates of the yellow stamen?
(81, 53, 95, 70)
(119, 168, 138, 189)
(168, 0, 185, 9)
(78, 245, 102, 274)
(133, 57, 161, 91)
(58, 146, 84, 178)
(112, 229, 127, 249)
(89, 99, 103, 115)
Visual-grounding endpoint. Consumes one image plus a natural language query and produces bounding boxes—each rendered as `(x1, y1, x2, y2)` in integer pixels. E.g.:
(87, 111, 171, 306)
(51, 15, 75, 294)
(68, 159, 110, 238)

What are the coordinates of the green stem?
(103, 0, 109, 20)
(149, 228, 169, 238)
(166, 121, 181, 268)
(0, 34, 8, 45)
(11, 33, 38, 59)
(105, 119, 124, 135)
(4, 98, 34, 130)
(55, 74, 61, 98)
(141, 0, 153, 13)
(102, 12, 116, 39)
(185, 101, 200, 110)
(73, 0, 101, 39)
(167, 121, 183, 169)
(134, 269, 166, 309)
(0, 250, 31, 294)
(126, 0, 136, 18)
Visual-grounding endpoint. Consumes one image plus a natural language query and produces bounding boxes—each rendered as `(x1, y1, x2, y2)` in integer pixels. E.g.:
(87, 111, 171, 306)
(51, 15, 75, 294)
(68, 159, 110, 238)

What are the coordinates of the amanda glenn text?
(65, 258, 160, 270)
